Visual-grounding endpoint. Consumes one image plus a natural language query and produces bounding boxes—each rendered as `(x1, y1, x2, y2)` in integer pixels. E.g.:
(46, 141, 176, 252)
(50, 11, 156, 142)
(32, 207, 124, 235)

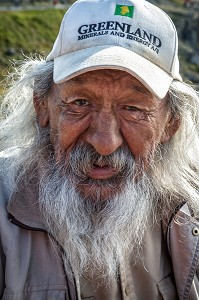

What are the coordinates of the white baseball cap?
(46, 0, 182, 99)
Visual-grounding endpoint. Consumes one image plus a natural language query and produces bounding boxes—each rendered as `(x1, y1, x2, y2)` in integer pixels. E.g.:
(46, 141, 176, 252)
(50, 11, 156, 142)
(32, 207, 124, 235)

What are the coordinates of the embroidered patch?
(114, 5, 134, 18)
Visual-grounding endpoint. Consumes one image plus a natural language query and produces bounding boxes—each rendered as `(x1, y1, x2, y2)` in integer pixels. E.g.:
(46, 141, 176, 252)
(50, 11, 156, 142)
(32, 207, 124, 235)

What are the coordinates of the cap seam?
(59, 0, 83, 57)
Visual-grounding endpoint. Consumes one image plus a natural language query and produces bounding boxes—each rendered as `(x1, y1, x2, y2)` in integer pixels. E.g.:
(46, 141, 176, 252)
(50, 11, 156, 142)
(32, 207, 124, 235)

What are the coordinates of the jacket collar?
(7, 168, 46, 231)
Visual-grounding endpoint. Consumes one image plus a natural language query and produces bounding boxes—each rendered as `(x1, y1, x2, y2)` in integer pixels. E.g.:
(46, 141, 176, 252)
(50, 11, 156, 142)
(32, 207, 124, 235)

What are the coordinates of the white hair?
(0, 57, 53, 180)
(151, 80, 199, 216)
(1, 57, 199, 213)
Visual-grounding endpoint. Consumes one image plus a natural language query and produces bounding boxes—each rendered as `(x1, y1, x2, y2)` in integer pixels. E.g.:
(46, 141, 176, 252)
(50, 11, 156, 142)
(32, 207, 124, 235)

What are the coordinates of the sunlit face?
(35, 69, 176, 198)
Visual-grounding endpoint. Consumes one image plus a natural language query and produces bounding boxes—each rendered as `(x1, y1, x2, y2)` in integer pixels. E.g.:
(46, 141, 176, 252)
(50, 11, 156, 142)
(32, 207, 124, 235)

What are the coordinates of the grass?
(0, 9, 66, 85)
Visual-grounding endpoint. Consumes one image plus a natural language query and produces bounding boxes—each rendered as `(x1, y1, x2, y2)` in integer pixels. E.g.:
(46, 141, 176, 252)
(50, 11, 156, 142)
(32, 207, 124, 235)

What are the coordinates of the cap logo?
(114, 5, 134, 18)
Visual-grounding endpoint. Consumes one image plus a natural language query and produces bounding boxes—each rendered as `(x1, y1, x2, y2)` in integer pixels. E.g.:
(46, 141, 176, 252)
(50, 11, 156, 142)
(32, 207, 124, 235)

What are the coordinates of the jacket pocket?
(157, 275, 178, 300)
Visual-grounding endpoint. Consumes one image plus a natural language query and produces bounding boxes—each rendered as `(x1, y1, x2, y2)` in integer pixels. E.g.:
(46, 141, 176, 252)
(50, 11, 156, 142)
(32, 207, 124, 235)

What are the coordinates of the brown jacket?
(0, 166, 199, 299)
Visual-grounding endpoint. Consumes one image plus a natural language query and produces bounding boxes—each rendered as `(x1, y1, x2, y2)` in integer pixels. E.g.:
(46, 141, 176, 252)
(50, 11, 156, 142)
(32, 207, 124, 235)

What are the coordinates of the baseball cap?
(46, 0, 182, 99)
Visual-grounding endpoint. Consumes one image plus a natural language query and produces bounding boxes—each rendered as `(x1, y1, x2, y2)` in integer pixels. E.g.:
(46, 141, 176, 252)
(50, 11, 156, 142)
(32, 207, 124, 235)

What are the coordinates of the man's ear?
(33, 94, 49, 128)
(160, 116, 180, 144)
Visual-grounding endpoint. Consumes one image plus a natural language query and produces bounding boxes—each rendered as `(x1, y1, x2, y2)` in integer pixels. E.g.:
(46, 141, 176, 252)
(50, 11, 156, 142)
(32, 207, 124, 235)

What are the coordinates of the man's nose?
(85, 113, 123, 156)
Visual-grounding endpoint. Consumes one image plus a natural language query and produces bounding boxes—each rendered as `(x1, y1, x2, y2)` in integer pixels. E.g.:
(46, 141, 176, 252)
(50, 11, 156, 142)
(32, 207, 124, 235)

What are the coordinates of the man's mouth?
(87, 164, 117, 180)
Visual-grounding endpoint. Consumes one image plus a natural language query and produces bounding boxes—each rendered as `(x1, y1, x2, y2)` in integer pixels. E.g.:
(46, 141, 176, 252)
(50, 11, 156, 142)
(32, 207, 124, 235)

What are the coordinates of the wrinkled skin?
(34, 69, 179, 197)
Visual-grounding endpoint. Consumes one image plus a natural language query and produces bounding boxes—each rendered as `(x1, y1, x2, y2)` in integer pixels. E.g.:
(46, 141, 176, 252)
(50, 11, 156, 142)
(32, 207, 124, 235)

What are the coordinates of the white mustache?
(67, 141, 135, 180)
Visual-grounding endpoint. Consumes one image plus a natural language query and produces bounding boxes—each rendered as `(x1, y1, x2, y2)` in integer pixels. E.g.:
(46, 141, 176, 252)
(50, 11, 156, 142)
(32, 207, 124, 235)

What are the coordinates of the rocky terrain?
(153, 0, 199, 89)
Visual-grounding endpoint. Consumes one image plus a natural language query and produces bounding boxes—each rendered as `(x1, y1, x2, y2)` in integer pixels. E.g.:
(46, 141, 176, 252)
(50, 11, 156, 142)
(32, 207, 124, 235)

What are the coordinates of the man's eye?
(125, 106, 141, 112)
(123, 105, 146, 120)
(74, 99, 89, 106)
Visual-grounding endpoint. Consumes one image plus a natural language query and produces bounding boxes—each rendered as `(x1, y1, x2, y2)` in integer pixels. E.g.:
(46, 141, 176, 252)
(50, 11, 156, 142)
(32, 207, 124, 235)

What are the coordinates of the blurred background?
(0, 0, 199, 93)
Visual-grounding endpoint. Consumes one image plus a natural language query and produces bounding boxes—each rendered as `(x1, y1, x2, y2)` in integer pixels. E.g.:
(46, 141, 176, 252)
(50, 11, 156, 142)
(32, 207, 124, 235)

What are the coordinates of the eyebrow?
(66, 77, 152, 95)
(67, 77, 88, 85)
(132, 84, 151, 95)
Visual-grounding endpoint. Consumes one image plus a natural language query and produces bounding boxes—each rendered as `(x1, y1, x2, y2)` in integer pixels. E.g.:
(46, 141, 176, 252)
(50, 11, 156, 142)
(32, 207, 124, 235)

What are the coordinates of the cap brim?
(53, 45, 173, 99)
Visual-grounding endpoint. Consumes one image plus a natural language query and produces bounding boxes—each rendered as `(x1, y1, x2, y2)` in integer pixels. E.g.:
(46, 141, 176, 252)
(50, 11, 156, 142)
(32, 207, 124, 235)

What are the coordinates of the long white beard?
(38, 143, 157, 284)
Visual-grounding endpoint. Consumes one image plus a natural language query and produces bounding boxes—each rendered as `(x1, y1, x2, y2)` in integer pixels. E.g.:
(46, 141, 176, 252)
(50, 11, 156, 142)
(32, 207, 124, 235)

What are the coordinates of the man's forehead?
(58, 69, 153, 96)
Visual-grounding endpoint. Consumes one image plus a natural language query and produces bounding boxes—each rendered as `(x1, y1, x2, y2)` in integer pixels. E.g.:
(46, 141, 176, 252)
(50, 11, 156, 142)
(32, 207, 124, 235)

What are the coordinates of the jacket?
(0, 163, 199, 300)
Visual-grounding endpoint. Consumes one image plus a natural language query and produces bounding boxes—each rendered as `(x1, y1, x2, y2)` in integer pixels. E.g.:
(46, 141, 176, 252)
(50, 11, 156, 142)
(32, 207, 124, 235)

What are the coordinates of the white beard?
(38, 143, 157, 285)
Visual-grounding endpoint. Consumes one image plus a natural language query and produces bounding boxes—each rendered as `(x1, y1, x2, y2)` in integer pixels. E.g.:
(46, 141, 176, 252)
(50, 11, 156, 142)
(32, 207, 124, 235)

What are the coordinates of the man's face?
(36, 70, 179, 280)
(36, 69, 176, 198)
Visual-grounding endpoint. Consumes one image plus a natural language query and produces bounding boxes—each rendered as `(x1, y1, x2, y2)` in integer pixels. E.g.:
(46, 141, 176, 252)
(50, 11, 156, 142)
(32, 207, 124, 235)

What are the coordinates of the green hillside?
(0, 9, 66, 87)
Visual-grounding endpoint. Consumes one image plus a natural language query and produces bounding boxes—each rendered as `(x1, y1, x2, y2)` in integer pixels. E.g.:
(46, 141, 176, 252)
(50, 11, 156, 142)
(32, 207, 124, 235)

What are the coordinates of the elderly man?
(0, 0, 199, 299)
